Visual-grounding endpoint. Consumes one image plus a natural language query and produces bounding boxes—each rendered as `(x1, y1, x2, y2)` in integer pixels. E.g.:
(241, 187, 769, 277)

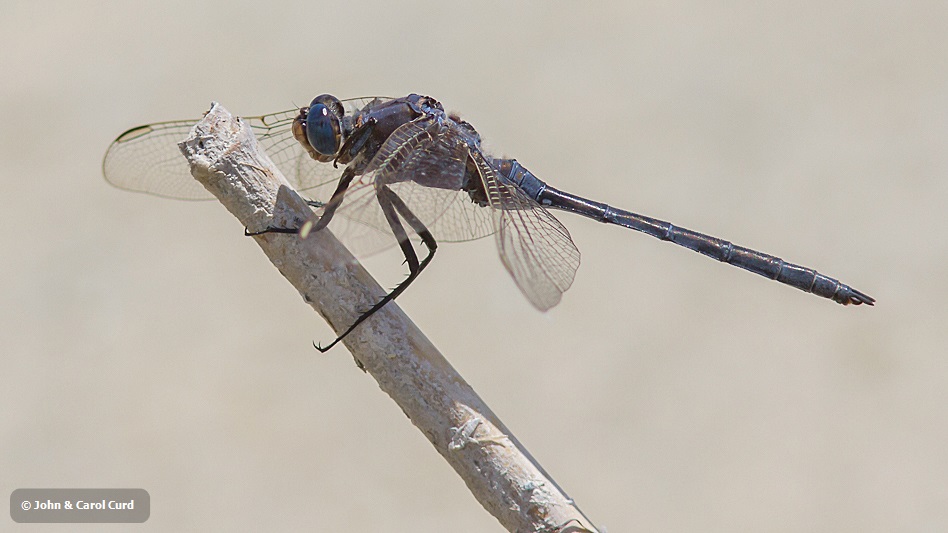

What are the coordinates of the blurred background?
(2, 1, 945, 531)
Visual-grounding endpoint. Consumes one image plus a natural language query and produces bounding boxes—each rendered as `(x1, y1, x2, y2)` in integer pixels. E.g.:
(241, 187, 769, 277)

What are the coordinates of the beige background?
(2, 2, 945, 531)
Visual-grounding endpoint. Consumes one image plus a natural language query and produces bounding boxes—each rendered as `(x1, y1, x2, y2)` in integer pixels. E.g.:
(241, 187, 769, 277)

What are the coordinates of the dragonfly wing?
(102, 97, 389, 202)
(318, 116, 495, 257)
(103, 119, 218, 200)
(471, 154, 580, 311)
(102, 109, 320, 201)
(369, 117, 494, 243)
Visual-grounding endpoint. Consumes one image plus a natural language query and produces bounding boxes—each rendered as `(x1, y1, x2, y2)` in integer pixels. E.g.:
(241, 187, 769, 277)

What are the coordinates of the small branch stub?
(178, 103, 598, 533)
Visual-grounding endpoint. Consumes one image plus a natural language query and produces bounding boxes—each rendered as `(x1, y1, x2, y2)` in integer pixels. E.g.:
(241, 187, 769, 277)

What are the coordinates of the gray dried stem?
(178, 103, 597, 533)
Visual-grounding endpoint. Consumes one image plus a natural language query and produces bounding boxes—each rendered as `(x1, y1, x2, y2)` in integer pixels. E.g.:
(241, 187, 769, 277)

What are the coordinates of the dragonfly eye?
(305, 95, 343, 157)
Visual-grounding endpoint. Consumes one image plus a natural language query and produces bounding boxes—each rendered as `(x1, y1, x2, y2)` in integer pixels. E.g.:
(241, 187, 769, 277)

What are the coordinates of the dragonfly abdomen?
(522, 175, 874, 306)
(598, 206, 875, 306)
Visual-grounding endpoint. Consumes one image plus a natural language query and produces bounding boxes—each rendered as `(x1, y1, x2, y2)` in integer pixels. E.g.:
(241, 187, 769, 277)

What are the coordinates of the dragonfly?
(104, 93, 874, 351)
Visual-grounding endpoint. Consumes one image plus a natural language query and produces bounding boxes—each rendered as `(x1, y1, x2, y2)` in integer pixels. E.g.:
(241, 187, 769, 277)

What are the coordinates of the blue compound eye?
(305, 102, 341, 156)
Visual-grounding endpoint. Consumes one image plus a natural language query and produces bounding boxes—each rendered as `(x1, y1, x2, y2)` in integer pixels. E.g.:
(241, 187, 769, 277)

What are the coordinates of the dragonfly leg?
(245, 167, 356, 238)
(315, 185, 437, 352)
(300, 166, 356, 237)
(334, 118, 376, 167)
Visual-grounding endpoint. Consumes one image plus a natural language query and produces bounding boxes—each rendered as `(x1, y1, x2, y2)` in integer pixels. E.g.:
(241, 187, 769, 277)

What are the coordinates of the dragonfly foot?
(244, 225, 301, 237)
(313, 339, 338, 354)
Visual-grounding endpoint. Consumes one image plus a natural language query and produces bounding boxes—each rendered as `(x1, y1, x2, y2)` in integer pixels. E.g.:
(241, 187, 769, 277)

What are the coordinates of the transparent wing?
(471, 154, 580, 311)
(102, 97, 385, 201)
(103, 117, 230, 200)
(313, 116, 495, 257)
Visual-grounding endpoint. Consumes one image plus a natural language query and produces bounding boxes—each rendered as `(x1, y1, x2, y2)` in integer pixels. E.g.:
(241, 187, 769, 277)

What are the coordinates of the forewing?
(102, 97, 386, 202)
(471, 154, 580, 311)
(103, 118, 219, 200)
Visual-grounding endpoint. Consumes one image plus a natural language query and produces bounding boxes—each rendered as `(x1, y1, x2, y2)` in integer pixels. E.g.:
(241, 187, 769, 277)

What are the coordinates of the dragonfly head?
(293, 94, 346, 162)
